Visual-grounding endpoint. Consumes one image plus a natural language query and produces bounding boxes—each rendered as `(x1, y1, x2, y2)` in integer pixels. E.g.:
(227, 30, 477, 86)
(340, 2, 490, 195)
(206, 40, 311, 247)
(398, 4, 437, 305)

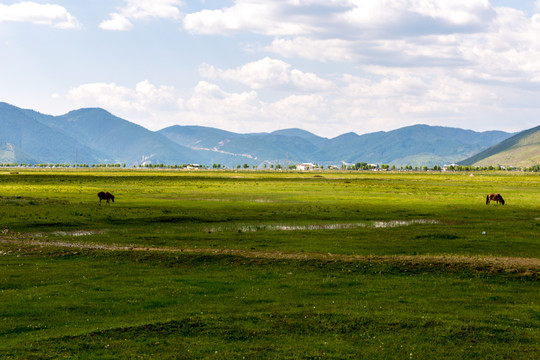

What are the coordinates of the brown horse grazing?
(486, 193, 505, 205)
(98, 191, 115, 205)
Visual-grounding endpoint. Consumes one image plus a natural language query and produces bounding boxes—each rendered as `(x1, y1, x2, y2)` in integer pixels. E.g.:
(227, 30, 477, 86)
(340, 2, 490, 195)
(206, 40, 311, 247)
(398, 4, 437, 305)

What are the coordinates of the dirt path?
(2, 236, 539, 275)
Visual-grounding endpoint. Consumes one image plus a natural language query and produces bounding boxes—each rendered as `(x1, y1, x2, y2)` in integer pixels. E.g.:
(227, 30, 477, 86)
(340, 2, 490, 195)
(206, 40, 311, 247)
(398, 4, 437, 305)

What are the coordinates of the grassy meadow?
(1, 169, 539, 359)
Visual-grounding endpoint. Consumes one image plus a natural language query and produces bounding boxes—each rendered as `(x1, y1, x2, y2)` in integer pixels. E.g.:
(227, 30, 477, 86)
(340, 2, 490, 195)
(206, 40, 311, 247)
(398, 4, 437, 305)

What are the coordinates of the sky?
(1, 0, 540, 138)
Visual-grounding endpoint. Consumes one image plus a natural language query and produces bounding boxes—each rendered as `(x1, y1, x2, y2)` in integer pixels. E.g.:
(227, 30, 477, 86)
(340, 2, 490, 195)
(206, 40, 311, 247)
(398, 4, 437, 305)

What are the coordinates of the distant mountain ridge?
(0, 102, 104, 164)
(0, 102, 520, 167)
(459, 124, 540, 167)
(158, 124, 512, 167)
(40, 107, 206, 165)
(0, 141, 36, 164)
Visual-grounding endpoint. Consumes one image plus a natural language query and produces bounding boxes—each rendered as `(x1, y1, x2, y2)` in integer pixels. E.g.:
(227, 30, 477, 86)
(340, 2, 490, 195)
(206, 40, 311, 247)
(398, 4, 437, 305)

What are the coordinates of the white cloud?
(189, 1, 540, 91)
(183, 1, 316, 36)
(185, 81, 259, 114)
(66, 81, 178, 128)
(199, 57, 334, 91)
(267, 94, 330, 126)
(100, 0, 182, 31)
(0, 2, 80, 29)
(183, 0, 512, 77)
(177, 82, 269, 133)
(64, 80, 263, 132)
(68, 80, 177, 109)
(99, 13, 133, 31)
(189, 64, 534, 136)
(410, 0, 492, 26)
(182, 83, 333, 134)
(451, 7, 540, 84)
(266, 37, 355, 63)
(340, 0, 493, 33)
(184, 0, 494, 37)
(59, 0, 540, 137)
(68, 82, 142, 111)
(60, 61, 540, 137)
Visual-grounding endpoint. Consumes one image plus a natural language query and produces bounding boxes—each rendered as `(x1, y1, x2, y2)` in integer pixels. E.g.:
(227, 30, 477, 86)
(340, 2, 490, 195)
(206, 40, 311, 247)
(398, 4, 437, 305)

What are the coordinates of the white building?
(296, 163, 316, 171)
(442, 163, 458, 171)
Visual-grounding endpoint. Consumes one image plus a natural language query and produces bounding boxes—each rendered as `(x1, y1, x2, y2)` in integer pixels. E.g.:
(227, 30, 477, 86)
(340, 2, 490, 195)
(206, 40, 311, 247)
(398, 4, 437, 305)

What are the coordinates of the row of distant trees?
(344, 163, 539, 172)
(348, 162, 540, 172)
(0, 163, 127, 168)
(1, 163, 539, 172)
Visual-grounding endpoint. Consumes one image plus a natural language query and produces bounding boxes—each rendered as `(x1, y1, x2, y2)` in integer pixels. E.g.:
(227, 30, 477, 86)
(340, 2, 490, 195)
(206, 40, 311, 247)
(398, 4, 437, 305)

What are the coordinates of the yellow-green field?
(1, 169, 539, 359)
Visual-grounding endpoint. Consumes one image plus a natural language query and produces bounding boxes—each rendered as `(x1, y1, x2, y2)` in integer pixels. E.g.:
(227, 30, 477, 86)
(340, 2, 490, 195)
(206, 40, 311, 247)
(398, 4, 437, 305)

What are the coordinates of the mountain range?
(0, 102, 525, 167)
(459, 124, 540, 167)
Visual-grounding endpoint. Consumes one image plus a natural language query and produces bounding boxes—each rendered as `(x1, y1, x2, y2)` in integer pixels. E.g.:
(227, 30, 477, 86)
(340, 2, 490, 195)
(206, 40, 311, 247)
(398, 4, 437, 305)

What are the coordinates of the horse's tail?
(486, 195, 489, 205)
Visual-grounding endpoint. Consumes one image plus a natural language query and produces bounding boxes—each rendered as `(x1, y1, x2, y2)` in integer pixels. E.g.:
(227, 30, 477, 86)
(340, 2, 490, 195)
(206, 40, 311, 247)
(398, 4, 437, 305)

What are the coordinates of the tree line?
(1, 162, 539, 172)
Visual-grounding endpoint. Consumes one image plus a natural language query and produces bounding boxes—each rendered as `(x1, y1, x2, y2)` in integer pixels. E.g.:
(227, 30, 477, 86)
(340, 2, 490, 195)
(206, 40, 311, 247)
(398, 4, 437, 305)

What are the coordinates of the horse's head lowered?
(486, 193, 504, 205)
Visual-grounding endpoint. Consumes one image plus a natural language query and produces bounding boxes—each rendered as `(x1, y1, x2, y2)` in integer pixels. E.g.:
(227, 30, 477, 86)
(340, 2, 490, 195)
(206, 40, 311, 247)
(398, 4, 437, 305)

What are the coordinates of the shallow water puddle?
(32, 230, 104, 237)
(206, 219, 440, 232)
(197, 198, 275, 203)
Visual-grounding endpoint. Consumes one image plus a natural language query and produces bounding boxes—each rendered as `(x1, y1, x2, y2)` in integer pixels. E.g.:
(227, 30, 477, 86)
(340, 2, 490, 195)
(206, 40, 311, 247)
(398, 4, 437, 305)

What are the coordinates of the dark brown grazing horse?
(486, 193, 505, 205)
(98, 191, 115, 205)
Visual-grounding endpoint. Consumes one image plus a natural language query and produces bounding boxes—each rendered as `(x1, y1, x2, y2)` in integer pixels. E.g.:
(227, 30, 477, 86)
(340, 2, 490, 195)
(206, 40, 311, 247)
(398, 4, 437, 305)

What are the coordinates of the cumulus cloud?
(0, 1, 80, 29)
(267, 94, 330, 125)
(185, 81, 259, 114)
(99, 13, 133, 31)
(181, 0, 502, 72)
(67, 80, 176, 114)
(61, 62, 539, 137)
(64, 80, 263, 131)
(183, 0, 494, 37)
(199, 57, 334, 91)
(183, 1, 319, 36)
(339, 0, 494, 36)
(183, 83, 335, 133)
(192, 65, 537, 135)
(100, 0, 182, 31)
(186, 0, 540, 89)
(266, 37, 355, 63)
(459, 7, 540, 84)
(61, 0, 540, 135)
(181, 0, 496, 69)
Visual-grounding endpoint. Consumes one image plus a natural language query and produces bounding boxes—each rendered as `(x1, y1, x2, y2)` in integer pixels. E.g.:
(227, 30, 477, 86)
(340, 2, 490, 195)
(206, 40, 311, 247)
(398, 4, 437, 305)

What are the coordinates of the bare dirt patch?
(1, 236, 538, 275)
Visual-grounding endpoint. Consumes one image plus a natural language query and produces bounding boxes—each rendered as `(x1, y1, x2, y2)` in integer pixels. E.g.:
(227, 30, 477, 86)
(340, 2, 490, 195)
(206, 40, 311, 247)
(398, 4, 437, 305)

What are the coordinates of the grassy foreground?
(1, 169, 539, 359)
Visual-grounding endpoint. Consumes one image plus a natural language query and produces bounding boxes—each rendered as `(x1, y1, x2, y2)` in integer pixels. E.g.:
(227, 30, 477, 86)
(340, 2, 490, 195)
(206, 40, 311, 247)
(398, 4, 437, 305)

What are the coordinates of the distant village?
(1, 161, 538, 172)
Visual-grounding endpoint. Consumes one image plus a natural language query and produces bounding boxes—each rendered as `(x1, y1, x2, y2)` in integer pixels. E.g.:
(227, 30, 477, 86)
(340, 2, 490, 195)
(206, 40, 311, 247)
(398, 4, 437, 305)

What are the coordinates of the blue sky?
(1, 0, 540, 137)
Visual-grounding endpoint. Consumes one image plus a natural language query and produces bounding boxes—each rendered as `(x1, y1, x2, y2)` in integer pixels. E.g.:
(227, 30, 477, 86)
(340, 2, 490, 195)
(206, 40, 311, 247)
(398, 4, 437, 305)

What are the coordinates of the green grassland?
(1, 169, 539, 359)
